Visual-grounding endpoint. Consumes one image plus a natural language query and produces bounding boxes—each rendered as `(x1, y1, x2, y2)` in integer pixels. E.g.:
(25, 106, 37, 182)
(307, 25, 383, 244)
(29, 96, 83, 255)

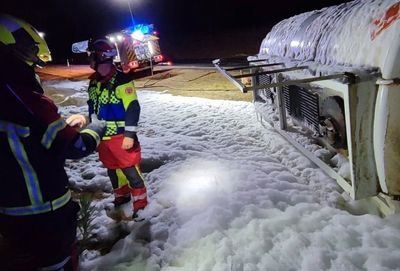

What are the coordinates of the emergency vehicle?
(214, 0, 400, 215)
(72, 24, 163, 73)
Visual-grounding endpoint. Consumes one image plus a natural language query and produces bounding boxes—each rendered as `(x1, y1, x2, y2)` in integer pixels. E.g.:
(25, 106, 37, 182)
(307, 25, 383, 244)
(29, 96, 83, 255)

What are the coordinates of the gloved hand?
(86, 114, 107, 139)
(66, 114, 87, 128)
(122, 136, 135, 150)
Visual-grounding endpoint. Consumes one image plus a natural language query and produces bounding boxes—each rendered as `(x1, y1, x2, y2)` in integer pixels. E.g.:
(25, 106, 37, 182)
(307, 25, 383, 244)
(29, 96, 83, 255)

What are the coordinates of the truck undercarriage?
(214, 51, 400, 216)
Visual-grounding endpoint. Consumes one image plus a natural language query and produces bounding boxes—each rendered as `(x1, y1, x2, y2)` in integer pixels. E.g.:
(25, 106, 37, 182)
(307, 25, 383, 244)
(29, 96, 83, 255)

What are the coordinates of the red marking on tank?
(371, 2, 400, 40)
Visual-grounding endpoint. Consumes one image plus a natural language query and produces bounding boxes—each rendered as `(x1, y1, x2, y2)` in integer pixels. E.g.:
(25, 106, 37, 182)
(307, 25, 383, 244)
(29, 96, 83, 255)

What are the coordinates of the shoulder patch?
(125, 87, 134, 95)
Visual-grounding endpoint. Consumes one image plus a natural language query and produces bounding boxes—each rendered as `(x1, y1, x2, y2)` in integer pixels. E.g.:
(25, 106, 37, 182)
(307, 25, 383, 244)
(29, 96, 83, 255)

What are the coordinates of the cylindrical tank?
(259, 0, 400, 78)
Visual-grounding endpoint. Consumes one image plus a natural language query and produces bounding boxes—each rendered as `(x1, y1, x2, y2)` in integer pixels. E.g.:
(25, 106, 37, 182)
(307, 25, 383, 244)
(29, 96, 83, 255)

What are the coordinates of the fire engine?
(214, 0, 400, 215)
(72, 24, 163, 73)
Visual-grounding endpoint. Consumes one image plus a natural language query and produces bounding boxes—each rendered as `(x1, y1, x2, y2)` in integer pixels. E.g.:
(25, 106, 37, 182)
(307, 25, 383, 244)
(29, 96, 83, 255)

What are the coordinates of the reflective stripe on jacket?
(0, 77, 79, 214)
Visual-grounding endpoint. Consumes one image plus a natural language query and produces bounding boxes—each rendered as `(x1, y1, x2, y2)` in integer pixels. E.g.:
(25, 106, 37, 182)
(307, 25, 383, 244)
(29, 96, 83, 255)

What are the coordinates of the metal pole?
(275, 73, 287, 130)
(147, 41, 154, 76)
(114, 42, 121, 62)
(149, 57, 153, 76)
(127, 0, 135, 26)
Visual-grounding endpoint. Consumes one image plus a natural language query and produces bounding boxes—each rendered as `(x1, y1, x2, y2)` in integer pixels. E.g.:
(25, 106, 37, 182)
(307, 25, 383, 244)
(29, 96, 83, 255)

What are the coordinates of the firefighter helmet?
(87, 38, 117, 64)
(0, 14, 51, 67)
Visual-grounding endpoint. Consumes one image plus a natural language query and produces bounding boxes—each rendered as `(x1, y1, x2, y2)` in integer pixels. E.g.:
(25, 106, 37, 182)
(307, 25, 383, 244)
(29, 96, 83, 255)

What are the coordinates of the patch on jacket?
(125, 87, 134, 94)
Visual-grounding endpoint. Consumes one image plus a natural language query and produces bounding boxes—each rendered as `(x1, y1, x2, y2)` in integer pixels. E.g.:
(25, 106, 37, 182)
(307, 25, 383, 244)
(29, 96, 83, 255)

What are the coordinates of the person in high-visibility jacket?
(85, 38, 148, 220)
(0, 15, 106, 271)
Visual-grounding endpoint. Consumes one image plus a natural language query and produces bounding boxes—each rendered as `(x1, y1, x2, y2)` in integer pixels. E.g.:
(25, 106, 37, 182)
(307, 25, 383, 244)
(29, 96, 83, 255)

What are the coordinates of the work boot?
(113, 184, 131, 207)
(131, 210, 145, 222)
(130, 186, 148, 221)
(113, 194, 131, 207)
(131, 187, 147, 209)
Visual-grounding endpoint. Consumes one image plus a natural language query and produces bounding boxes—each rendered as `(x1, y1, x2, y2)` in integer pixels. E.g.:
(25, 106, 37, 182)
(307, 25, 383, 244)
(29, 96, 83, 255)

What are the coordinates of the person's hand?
(66, 114, 87, 128)
(121, 137, 134, 150)
(85, 114, 107, 141)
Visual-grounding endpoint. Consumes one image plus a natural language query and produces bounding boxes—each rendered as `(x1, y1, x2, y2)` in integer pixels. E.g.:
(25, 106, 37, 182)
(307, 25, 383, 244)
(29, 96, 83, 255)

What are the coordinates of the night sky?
(2, 0, 350, 63)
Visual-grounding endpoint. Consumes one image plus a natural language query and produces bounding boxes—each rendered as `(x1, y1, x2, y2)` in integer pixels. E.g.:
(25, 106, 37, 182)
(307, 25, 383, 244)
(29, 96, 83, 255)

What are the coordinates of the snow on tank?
(259, 0, 400, 78)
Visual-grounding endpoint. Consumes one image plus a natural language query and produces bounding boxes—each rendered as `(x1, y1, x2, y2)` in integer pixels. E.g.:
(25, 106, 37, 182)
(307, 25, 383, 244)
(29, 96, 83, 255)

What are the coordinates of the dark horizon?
(2, 0, 351, 64)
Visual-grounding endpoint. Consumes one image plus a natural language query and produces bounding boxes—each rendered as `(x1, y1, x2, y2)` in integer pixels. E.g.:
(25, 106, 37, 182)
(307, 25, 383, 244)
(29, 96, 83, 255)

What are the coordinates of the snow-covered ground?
(48, 80, 400, 271)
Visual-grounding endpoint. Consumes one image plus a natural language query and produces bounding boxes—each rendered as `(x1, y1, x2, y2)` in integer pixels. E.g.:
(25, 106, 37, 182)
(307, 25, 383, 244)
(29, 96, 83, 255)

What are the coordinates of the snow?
(46, 79, 400, 271)
(258, 0, 400, 77)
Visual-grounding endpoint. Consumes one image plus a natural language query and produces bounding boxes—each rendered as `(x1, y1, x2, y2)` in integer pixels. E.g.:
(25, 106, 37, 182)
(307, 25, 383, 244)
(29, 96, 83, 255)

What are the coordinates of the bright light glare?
(117, 35, 123, 41)
(38, 32, 45, 38)
(176, 174, 218, 209)
(108, 36, 116, 43)
(131, 30, 144, 41)
(184, 176, 217, 194)
(290, 40, 300, 48)
(165, 160, 237, 212)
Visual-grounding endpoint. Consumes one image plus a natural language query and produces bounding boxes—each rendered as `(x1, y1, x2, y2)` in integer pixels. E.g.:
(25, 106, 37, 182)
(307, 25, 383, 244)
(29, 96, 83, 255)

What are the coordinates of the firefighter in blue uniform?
(85, 38, 148, 220)
(0, 15, 106, 270)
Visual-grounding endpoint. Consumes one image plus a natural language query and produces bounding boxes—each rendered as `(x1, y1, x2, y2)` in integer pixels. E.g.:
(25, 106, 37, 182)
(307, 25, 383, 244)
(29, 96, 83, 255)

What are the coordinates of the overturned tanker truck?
(214, 0, 400, 215)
